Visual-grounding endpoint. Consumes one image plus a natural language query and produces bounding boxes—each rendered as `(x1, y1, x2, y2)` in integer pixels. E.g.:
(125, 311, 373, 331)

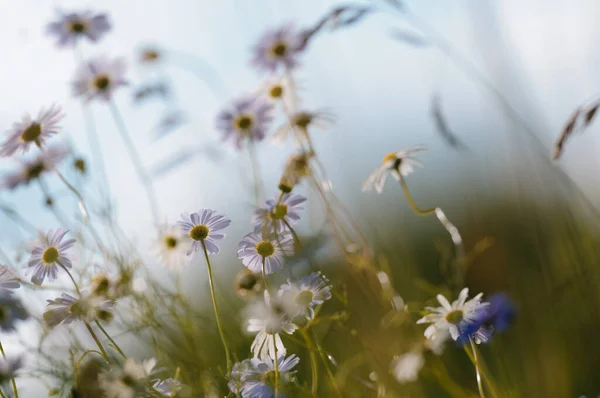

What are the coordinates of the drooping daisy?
(1, 145, 70, 190)
(0, 265, 20, 292)
(279, 272, 332, 319)
(98, 358, 158, 398)
(246, 291, 298, 361)
(72, 56, 127, 102)
(416, 288, 488, 341)
(253, 193, 306, 234)
(278, 151, 314, 193)
(457, 292, 516, 345)
(0, 293, 28, 332)
(43, 292, 114, 328)
(241, 355, 300, 397)
(391, 350, 425, 384)
(0, 105, 64, 156)
(362, 146, 427, 194)
(235, 269, 264, 300)
(156, 224, 190, 270)
(0, 357, 22, 385)
(238, 232, 294, 275)
(46, 9, 110, 47)
(27, 228, 75, 286)
(216, 95, 274, 149)
(152, 378, 182, 397)
(272, 110, 333, 145)
(252, 24, 304, 73)
(177, 209, 231, 256)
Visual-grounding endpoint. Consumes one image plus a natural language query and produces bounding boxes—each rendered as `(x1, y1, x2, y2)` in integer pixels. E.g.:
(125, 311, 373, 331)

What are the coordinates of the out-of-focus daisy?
(0, 265, 20, 292)
(72, 56, 127, 102)
(139, 47, 162, 64)
(156, 224, 190, 270)
(258, 75, 300, 107)
(0, 293, 28, 332)
(99, 358, 158, 398)
(391, 350, 424, 384)
(252, 24, 303, 73)
(0, 105, 64, 156)
(272, 110, 333, 145)
(46, 9, 110, 47)
(423, 328, 449, 355)
(228, 359, 252, 396)
(279, 272, 332, 319)
(0, 357, 22, 385)
(177, 209, 231, 256)
(90, 273, 113, 297)
(242, 355, 300, 397)
(253, 193, 306, 234)
(362, 146, 427, 194)
(1, 146, 70, 190)
(246, 291, 298, 361)
(457, 292, 516, 345)
(27, 228, 75, 286)
(152, 378, 182, 397)
(235, 269, 264, 300)
(238, 232, 294, 275)
(416, 288, 488, 341)
(43, 292, 114, 328)
(278, 151, 314, 193)
(216, 95, 273, 149)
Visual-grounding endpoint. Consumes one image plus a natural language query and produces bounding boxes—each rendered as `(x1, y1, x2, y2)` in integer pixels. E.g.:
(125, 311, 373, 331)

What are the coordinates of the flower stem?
(261, 257, 269, 291)
(200, 240, 232, 372)
(465, 338, 485, 398)
(398, 175, 435, 215)
(84, 321, 109, 361)
(108, 101, 160, 228)
(0, 342, 18, 398)
(57, 261, 81, 296)
(313, 331, 343, 398)
(301, 329, 319, 396)
(95, 320, 127, 359)
(273, 336, 279, 397)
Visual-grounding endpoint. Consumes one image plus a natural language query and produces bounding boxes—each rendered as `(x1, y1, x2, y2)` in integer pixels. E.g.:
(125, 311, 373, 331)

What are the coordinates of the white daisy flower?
(416, 288, 488, 341)
(362, 146, 427, 193)
(279, 272, 332, 319)
(156, 224, 190, 270)
(246, 291, 298, 361)
(98, 358, 158, 398)
(391, 350, 424, 384)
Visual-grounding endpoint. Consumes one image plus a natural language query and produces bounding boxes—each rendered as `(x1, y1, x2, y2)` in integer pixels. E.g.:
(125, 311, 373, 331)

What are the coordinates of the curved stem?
(0, 342, 18, 398)
(398, 175, 435, 215)
(282, 219, 301, 248)
(54, 169, 90, 223)
(465, 339, 485, 398)
(109, 101, 160, 228)
(84, 322, 109, 361)
(301, 329, 319, 396)
(200, 240, 232, 372)
(57, 261, 81, 296)
(95, 320, 127, 359)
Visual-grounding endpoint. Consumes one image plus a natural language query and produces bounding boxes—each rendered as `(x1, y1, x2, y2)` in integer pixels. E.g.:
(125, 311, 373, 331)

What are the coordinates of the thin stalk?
(95, 320, 127, 358)
(37, 179, 70, 227)
(273, 336, 279, 397)
(0, 342, 18, 398)
(200, 240, 232, 372)
(301, 329, 319, 396)
(108, 101, 160, 228)
(282, 219, 301, 248)
(313, 331, 343, 398)
(57, 261, 81, 296)
(84, 322, 109, 360)
(261, 257, 269, 291)
(465, 339, 485, 398)
(398, 175, 435, 215)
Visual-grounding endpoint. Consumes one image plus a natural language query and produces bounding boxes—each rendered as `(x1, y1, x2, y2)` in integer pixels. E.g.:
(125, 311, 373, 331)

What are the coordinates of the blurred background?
(2, 0, 600, 396)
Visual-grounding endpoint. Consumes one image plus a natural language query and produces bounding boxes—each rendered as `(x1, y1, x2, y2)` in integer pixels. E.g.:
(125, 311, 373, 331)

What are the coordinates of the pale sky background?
(1, 0, 599, 395)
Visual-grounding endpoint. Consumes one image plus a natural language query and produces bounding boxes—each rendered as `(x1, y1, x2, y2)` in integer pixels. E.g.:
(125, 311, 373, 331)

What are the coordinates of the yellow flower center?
(382, 152, 398, 165)
(42, 247, 59, 264)
(238, 272, 259, 291)
(261, 369, 279, 385)
(271, 42, 287, 57)
(294, 113, 312, 129)
(21, 123, 42, 143)
(235, 114, 253, 131)
(94, 74, 111, 91)
(256, 241, 275, 257)
(269, 85, 283, 98)
(165, 235, 178, 249)
(74, 158, 86, 174)
(295, 290, 314, 307)
(142, 50, 160, 62)
(269, 204, 288, 220)
(69, 20, 87, 33)
(27, 162, 46, 180)
(189, 225, 209, 241)
(445, 310, 464, 325)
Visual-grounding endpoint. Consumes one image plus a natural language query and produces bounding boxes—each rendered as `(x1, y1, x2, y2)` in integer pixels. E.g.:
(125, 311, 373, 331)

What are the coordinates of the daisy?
(246, 291, 298, 361)
(362, 146, 427, 194)
(216, 95, 274, 149)
(27, 228, 75, 286)
(99, 358, 157, 398)
(279, 272, 332, 319)
(43, 292, 114, 328)
(238, 232, 294, 275)
(0, 357, 22, 385)
(0, 293, 28, 332)
(152, 378, 182, 397)
(177, 209, 231, 256)
(228, 359, 252, 396)
(0, 104, 64, 156)
(1, 146, 70, 190)
(46, 9, 110, 47)
(272, 110, 333, 145)
(156, 224, 190, 270)
(235, 269, 264, 300)
(416, 288, 488, 341)
(253, 193, 306, 234)
(252, 24, 304, 73)
(241, 355, 300, 397)
(391, 350, 425, 384)
(0, 265, 20, 292)
(278, 151, 314, 193)
(139, 47, 162, 64)
(72, 56, 127, 102)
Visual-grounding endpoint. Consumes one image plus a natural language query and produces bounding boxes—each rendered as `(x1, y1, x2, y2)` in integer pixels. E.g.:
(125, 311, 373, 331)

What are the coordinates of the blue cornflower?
(216, 95, 273, 149)
(0, 292, 29, 332)
(178, 209, 231, 256)
(457, 293, 516, 345)
(253, 193, 306, 234)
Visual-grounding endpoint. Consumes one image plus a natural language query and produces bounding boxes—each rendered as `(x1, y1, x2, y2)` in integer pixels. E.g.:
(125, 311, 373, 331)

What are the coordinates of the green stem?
(84, 322, 109, 361)
(467, 339, 485, 398)
(57, 261, 81, 296)
(273, 336, 279, 397)
(95, 320, 127, 358)
(0, 342, 18, 398)
(301, 330, 319, 396)
(261, 257, 269, 291)
(313, 331, 343, 398)
(398, 175, 435, 216)
(201, 240, 232, 372)
(282, 219, 301, 248)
